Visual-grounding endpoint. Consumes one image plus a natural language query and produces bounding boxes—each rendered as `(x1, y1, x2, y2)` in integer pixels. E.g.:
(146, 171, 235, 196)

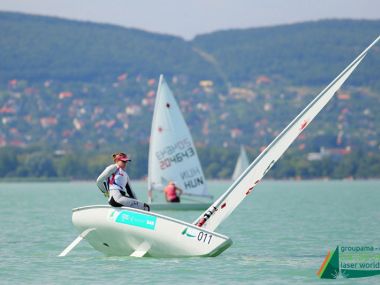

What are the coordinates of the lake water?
(0, 180, 379, 284)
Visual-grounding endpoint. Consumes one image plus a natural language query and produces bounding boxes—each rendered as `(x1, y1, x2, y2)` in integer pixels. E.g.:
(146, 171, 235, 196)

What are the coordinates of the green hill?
(193, 20, 380, 87)
(1, 12, 379, 87)
(0, 12, 220, 83)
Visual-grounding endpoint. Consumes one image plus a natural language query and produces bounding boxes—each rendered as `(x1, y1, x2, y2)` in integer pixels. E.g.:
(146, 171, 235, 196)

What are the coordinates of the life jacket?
(164, 184, 177, 201)
(108, 167, 127, 192)
(108, 170, 117, 188)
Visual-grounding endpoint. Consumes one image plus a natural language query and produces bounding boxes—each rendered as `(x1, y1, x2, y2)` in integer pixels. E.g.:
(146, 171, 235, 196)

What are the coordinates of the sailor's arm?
(96, 164, 117, 193)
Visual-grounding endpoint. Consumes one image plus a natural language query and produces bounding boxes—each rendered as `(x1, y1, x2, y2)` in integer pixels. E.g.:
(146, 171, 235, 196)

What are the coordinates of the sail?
(148, 75, 210, 198)
(232, 146, 250, 181)
(195, 36, 380, 231)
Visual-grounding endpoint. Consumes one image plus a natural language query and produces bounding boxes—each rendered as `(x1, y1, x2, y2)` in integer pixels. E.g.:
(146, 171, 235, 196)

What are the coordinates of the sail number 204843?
(198, 231, 212, 244)
(159, 147, 195, 170)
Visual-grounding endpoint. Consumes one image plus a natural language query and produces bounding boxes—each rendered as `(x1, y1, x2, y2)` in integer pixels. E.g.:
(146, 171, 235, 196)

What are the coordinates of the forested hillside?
(0, 12, 220, 83)
(193, 20, 380, 87)
(1, 13, 379, 87)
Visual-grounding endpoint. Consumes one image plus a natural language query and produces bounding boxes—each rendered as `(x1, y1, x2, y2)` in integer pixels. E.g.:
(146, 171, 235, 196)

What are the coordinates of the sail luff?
(194, 36, 379, 231)
(148, 74, 164, 190)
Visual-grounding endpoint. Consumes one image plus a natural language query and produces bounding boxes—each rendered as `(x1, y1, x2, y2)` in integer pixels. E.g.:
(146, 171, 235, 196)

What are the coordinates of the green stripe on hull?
(115, 210, 157, 230)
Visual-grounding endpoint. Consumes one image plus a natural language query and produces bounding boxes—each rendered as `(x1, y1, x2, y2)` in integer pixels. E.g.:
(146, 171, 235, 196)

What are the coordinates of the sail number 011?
(197, 231, 212, 244)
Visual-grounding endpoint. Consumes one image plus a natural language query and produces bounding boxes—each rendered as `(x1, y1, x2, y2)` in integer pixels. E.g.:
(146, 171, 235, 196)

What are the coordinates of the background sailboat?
(147, 75, 213, 210)
(231, 146, 250, 181)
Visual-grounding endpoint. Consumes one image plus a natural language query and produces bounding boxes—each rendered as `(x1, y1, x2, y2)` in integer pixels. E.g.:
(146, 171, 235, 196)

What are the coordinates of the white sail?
(232, 146, 250, 181)
(148, 75, 211, 199)
(195, 36, 380, 231)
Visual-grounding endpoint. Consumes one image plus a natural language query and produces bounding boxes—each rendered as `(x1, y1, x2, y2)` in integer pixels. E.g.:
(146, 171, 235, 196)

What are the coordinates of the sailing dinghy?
(60, 36, 379, 258)
(232, 146, 250, 181)
(147, 75, 213, 210)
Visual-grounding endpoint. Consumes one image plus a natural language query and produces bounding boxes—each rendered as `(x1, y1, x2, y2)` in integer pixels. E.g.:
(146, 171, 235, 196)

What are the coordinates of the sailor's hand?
(143, 203, 150, 212)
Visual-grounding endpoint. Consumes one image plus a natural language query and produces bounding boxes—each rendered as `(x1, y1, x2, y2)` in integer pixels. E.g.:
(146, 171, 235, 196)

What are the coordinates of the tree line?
(1, 146, 380, 181)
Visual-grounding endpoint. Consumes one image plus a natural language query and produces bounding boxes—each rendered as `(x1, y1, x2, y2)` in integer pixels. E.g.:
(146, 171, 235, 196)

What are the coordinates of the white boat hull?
(72, 205, 232, 257)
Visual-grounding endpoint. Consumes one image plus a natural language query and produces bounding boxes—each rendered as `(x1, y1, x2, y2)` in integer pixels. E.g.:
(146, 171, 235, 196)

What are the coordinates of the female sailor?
(96, 152, 150, 211)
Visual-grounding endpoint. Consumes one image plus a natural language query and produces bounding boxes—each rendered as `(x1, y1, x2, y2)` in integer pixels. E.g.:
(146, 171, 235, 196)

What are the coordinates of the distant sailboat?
(232, 146, 249, 181)
(60, 36, 379, 258)
(147, 75, 213, 210)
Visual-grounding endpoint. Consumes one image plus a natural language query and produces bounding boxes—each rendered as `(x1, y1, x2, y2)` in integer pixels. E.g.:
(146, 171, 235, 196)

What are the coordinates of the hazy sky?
(0, 0, 379, 39)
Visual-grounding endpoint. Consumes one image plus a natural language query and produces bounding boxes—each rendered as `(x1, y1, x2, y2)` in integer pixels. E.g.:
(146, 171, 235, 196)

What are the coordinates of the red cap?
(115, 153, 131, 162)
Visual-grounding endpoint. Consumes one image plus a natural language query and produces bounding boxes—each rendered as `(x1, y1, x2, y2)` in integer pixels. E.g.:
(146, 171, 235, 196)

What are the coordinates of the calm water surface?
(0, 180, 379, 284)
